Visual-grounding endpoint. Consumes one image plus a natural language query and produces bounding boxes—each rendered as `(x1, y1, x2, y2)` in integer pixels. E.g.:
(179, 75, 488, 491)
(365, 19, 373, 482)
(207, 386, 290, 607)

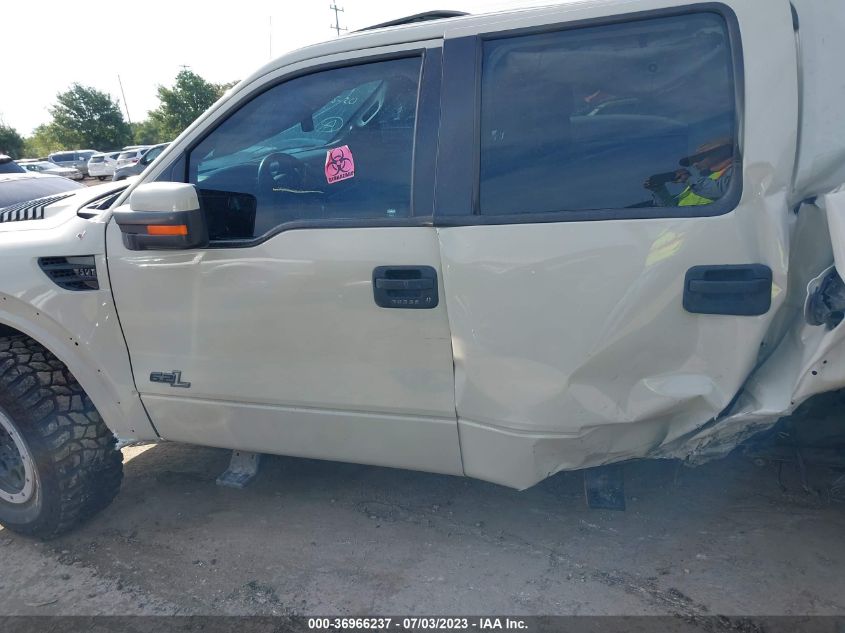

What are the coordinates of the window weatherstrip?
(411, 47, 442, 220)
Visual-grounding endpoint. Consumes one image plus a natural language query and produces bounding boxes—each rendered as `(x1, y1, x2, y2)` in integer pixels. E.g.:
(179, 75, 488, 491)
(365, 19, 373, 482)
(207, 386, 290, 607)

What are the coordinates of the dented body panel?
(666, 190, 845, 463)
(435, 0, 808, 487)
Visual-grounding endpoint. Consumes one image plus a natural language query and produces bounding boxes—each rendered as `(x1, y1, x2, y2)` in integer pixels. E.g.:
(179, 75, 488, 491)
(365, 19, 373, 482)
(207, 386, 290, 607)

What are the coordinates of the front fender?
(0, 204, 157, 440)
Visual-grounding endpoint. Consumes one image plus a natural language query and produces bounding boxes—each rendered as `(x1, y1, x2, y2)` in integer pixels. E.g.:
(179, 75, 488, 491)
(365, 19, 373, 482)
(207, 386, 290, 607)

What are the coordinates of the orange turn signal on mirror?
(146, 225, 188, 236)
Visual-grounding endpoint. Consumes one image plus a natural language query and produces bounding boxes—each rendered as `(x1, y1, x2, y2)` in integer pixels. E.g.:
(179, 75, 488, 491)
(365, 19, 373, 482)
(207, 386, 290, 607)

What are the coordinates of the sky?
(1, 0, 551, 137)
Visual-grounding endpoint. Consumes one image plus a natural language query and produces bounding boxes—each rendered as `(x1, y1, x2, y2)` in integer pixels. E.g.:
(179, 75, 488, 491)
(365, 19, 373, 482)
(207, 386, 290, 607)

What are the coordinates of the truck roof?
(356, 10, 470, 32)
(240, 2, 581, 85)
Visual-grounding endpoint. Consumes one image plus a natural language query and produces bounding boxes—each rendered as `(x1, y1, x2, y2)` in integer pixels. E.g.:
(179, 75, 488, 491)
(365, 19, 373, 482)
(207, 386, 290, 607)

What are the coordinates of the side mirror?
(113, 182, 209, 251)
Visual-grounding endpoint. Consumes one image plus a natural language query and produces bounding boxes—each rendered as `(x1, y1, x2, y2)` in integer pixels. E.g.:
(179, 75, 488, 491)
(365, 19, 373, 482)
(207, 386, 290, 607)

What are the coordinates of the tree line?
(0, 70, 237, 159)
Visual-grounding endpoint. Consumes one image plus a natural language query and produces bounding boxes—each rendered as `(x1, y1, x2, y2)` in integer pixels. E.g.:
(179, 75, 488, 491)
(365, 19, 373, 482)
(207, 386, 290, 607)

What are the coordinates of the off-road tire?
(0, 335, 123, 538)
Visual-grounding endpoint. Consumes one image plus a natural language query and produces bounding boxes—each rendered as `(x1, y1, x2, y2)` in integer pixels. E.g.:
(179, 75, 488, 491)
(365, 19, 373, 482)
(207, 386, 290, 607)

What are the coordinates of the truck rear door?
(434, 0, 798, 488)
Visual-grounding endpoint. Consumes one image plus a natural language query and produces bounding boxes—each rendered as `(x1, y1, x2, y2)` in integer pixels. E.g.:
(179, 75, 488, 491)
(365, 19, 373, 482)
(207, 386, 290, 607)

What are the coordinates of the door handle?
(684, 264, 772, 316)
(373, 266, 438, 309)
(687, 279, 770, 295)
(374, 278, 435, 291)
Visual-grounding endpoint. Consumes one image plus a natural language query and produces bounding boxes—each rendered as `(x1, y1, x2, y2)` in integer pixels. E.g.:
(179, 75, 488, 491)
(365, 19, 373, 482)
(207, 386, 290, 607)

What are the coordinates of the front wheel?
(0, 336, 123, 538)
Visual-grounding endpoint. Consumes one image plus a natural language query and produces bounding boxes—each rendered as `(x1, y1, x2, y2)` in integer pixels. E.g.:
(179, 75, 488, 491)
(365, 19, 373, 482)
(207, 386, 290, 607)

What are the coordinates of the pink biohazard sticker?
(325, 145, 355, 183)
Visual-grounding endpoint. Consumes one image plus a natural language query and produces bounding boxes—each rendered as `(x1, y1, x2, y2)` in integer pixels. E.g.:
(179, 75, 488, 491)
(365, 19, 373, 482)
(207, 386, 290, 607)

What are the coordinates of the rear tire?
(0, 336, 123, 538)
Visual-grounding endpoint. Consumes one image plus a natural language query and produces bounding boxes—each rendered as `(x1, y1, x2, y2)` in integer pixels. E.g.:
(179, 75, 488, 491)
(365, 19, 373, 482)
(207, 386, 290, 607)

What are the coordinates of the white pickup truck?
(1, 0, 844, 537)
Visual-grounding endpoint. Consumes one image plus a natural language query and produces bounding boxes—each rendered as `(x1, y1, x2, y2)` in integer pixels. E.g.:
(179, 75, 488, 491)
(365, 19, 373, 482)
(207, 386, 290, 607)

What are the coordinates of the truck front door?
(107, 43, 463, 476)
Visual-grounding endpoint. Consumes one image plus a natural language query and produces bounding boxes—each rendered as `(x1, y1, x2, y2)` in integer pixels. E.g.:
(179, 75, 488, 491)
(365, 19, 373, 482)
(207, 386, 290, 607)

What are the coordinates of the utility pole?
(269, 15, 273, 59)
(329, 3, 347, 36)
(116, 74, 132, 125)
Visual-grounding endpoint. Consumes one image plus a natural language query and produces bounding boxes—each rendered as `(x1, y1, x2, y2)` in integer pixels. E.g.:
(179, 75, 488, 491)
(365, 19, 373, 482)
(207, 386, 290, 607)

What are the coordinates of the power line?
(116, 74, 132, 126)
(330, 3, 347, 36)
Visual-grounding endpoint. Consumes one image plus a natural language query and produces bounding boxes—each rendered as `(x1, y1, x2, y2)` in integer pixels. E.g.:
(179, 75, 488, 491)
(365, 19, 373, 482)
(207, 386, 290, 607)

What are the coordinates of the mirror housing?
(113, 182, 209, 251)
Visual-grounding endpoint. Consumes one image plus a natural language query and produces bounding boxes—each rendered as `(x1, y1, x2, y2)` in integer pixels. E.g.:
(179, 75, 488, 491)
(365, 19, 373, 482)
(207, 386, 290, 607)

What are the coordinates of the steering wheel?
(257, 152, 306, 193)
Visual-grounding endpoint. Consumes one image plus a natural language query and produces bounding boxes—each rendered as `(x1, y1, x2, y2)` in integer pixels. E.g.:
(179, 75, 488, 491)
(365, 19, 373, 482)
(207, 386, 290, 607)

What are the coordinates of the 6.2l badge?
(149, 370, 191, 388)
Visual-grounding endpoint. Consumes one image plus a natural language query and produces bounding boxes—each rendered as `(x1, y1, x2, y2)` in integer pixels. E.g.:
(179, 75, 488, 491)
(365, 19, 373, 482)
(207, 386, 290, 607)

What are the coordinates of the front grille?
(0, 193, 74, 223)
(38, 256, 99, 291)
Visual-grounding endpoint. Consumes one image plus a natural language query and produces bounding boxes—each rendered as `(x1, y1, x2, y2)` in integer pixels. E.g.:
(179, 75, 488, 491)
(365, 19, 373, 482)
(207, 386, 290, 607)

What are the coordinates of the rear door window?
(478, 12, 738, 216)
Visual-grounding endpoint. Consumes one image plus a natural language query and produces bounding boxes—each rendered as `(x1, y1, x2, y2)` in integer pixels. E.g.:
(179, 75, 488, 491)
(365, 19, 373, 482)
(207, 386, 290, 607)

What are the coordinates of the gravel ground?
(1, 421, 843, 618)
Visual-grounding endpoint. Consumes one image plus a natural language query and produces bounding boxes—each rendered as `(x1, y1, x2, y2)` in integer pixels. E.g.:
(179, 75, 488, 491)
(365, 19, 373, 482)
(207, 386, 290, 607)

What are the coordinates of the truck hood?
(0, 179, 132, 233)
(0, 172, 84, 208)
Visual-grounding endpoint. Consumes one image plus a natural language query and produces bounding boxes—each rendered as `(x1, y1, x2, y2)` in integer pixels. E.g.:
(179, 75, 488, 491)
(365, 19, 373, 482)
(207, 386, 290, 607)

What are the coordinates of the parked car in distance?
(17, 160, 84, 181)
(0, 155, 25, 175)
(0, 155, 85, 208)
(88, 152, 121, 180)
(48, 150, 98, 176)
(113, 143, 169, 181)
(114, 147, 150, 170)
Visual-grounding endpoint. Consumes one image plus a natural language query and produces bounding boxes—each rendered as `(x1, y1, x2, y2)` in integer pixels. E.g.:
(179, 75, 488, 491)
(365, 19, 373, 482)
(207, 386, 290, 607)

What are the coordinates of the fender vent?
(79, 188, 126, 218)
(38, 256, 99, 291)
(0, 193, 75, 223)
